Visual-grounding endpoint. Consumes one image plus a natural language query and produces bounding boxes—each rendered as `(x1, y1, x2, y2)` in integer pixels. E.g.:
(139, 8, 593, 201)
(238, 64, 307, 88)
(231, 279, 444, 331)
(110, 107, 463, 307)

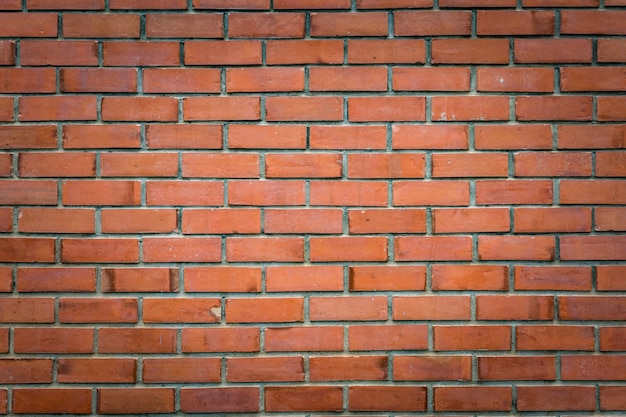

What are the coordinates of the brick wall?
(1, 0, 625, 414)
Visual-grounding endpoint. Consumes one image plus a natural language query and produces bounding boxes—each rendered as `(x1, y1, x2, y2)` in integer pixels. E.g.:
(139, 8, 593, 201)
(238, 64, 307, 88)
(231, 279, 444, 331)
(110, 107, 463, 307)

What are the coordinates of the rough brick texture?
(0, 1, 625, 415)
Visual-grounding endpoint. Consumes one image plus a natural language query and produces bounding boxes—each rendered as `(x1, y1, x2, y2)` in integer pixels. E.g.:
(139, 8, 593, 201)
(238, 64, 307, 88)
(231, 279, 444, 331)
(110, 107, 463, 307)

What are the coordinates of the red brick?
(517, 325, 594, 350)
(349, 208, 426, 234)
(18, 208, 95, 234)
(267, 39, 342, 64)
(0, 359, 52, 383)
(394, 295, 471, 320)
(143, 68, 220, 93)
(98, 388, 175, 414)
(0, 0, 19, 9)
(27, 0, 104, 8)
(478, 67, 554, 93)
(59, 297, 137, 323)
(193, 0, 269, 8)
(184, 96, 260, 121)
(596, 207, 626, 232)
(63, 13, 140, 38)
(562, 355, 626, 380)
(17, 267, 96, 292)
(559, 125, 626, 149)
(601, 386, 626, 410)
(146, 180, 223, 206)
(311, 295, 387, 321)
(514, 151, 592, 177)
(433, 208, 509, 233)
(61, 238, 139, 263)
(523, 0, 598, 5)
(0, 207, 10, 232)
(432, 96, 510, 121)
(348, 153, 425, 178)
(311, 355, 387, 381)
(266, 153, 342, 178)
(0, 153, 9, 177)
(561, 10, 626, 35)
(393, 67, 470, 91)
(562, 67, 626, 93)
(517, 386, 595, 411)
(265, 208, 342, 234)
(349, 324, 428, 351)
(477, 10, 554, 35)
(13, 327, 94, 354)
(182, 153, 259, 178)
(102, 268, 179, 293)
(229, 180, 304, 206)
(394, 180, 470, 206)
(311, 237, 388, 262)
(226, 297, 303, 323)
(432, 39, 509, 64)
(349, 386, 427, 412)
(440, 0, 515, 6)
(395, 11, 471, 35)
(185, 40, 262, 65)
(561, 235, 626, 261)
(143, 358, 220, 383)
(435, 387, 512, 411)
(63, 180, 140, 206)
(63, 124, 141, 149)
(275, 0, 350, 7)
(310, 180, 388, 206)
(310, 66, 387, 92)
(143, 237, 221, 263)
(18, 153, 95, 178)
(229, 12, 304, 38)
(102, 97, 178, 121)
(58, 358, 136, 383)
(515, 266, 592, 291)
(561, 180, 626, 204)
(181, 387, 260, 413)
(266, 96, 343, 121)
(21, 40, 97, 66)
(598, 266, 626, 291)
(146, 13, 222, 37)
(0, 68, 55, 93)
(348, 39, 425, 64)
(310, 125, 387, 150)
(349, 96, 426, 122)
(101, 208, 177, 234)
(597, 152, 626, 177)
(311, 12, 387, 36)
(143, 298, 220, 323)
(111, 0, 186, 7)
(266, 386, 343, 412)
(601, 327, 626, 351)
(432, 264, 509, 291)
(515, 207, 591, 233)
(433, 152, 508, 177)
(599, 97, 626, 121)
(434, 325, 511, 350)
(393, 124, 468, 149)
(184, 266, 261, 292)
(517, 96, 592, 121)
(227, 357, 304, 382)
(266, 265, 344, 292)
(182, 327, 260, 352)
(477, 295, 554, 320)
(514, 38, 591, 63)
(598, 38, 626, 63)
(147, 124, 222, 149)
(0, 327, 7, 350)
(98, 328, 177, 353)
(19, 96, 96, 121)
(0, 12, 57, 37)
(13, 389, 91, 414)
(479, 356, 556, 380)
(476, 179, 553, 205)
(61, 68, 137, 92)
(479, 235, 555, 261)
(183, 208, 261, 234)
(0, 97, 12, 121)
(358, 0, 432, 6)
(1, 125, 57, 150)
(0, 180, 57, 205)
(265, 326, 343, 352)
(394, 355, 471, 381)
(395, 236, 472, 261)
(227, 67, 304, 92)
(226, 237, 304, 262)
(0, 238, 55, 263)
(228, 124, 305, 149)
(560, 295, 626, 320)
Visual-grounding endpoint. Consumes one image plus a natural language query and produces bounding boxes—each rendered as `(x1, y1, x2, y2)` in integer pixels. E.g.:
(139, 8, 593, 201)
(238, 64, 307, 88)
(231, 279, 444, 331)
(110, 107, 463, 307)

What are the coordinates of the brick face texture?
(0, 1, 625, 415)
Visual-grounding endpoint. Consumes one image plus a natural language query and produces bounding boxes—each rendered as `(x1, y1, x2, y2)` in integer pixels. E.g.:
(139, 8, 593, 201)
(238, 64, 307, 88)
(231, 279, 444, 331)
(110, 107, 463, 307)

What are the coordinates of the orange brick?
(103, 41, 179, 66)
(13, 389, 91, 414)
(102, 97, 178, 122)
(349, 324, 428, 351)
(226, 67, 304, 92)
(310, 296, 388, 321)
(226, 297, 303, 323)
(349, 386, 427, 412)
(310, 180, 388, 206)
(311, 12, 387, 36)
(143, 298, 220, 323)
(393, 67, 470, 91)
(101, 152, 178, 177)
(266, 153, 342, 178)
(226, 237, 304, 262)
(349, 265, 426, 291)
(517, 96, 592, 121)
(266, 39, 343, 64)
(182, 327, 259, 352)
(348, 153, 425, 178)
(181, 387, 260, 413)
(143, 237, 221, 263)
(392, 124, 468, 149)
(432, 152, 508, 177)
(266, 96, 343, 121)
(226, 357, 304, 382)
(265, 208, 342, 234)
(514, 38, 592, 63)
(146, 124, 222, 149)
(596, 207, 626, 232)
(310, 125, 387, 150)
(145, 13, 222, 37)
(560, 180, 626, 204)
(477, 67, 554, 92)
(62, 180, 140, 206)
(14, 328, 93, 353)
(102, 268, 179, 293)
(63, 13, 139, 38)
(432, 96, 510, 121)
(476, 295, 554, 320)
(59, 297, 138, 323)
(393, 295, 471, 320)
(266, 386, 343, 412)
(18, 208, 95, 234)
(146, 180, 224, 206)
(561, 236, 626, 261)
(143, 358, 220, 383)
(432, 39, 509, 64)
(517, 386, 595, 411)
(63, 124, 141, 149)
(265, 326, 343, 351)
(395, 11, 471, 36)
(348, 39, 425, 64)
(393, 180, 470, 206)
(514, 207, 591, 233)
(229, 12, 304, 38)
(228, 180, 304, 206)
(61, 238, 139, 263)
(21, 40, 97, 66)
(396, 236, 472, 261)
(18, 96, 97, 121)
(183, 208, 261, 234)
(266, 265, 344, 292)
(477, 10, 554, 35)
(184, 96, 260, 121)
(476, 180, 553, 205)
(101, 209, 177, 234)
(475, 124, 552, 150)
(310, 355, 388, 381)
(182, 153, 259, 178)
(61, 68, 137, 92)
(479, 235, 555, 261)
(310, 236, 388, 262)
(394, 355, 471, 381)
(97, 388, 175, 415)
(310, 66, 387, 92)
(435, 387, 512, 412)
(514, 266, 592, 291)
(143, 68, 220, 93)
(349, 96, 426, 122)
(349, 208, 426, 234)
(478, 356, 556, 381)
(0, 180, 58, 205)
(184, 266, 261, 293)
(433, 208, 510, 233)
(185, 40, 262, 65)
(432, 265, 509, 291)
(434, 326, 511, 351)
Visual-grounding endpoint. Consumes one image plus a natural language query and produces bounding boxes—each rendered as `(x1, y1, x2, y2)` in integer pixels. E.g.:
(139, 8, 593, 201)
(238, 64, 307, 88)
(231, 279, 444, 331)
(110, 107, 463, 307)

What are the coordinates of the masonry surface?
(0, 0, 625, 415)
